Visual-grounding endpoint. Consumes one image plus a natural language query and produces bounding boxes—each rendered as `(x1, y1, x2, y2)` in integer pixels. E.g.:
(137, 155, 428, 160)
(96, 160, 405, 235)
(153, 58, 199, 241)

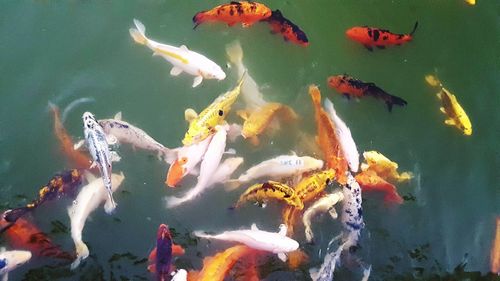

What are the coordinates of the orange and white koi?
(193, 1, 272, 29)
(346, 21, 418, 51)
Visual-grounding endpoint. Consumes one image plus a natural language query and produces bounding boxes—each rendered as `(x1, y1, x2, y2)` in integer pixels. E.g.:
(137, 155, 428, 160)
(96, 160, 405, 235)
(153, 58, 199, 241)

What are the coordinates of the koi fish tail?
(308, 85, 322, 106)
(192, 231, 214, 240)
(4, 207, 31, 223)
(192, 12, 207, 29)
(425, 74, 442, 88)
(409, 21, 419, 36)
(129, 19, 148, 45)
(71, 240, 89, 270)
(367, 86, 407, 112)
(384, 192, 404, 205)
(104, 191, 117, 214)
(226, 40, 243, 65)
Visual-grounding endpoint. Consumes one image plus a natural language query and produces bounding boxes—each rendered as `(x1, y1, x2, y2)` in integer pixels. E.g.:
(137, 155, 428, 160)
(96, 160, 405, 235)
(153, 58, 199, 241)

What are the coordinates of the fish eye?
(218, 110, 224, 116)
(326, 178, 331, 185)
(180, 157, 188, 164)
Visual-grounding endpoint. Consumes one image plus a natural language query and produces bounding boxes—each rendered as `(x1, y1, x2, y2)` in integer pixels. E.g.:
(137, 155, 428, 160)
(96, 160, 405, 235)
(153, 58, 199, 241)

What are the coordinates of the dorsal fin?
(114, 112, 122, 120)
(184, 108, 198, 123)
(180, 45, 189, 51)
(250, 223, 258, 231)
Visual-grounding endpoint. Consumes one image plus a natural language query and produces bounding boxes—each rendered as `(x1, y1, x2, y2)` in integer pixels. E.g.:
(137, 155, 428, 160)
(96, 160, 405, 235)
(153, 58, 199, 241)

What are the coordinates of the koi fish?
(309, 85, 348, 185)
(327, 74, 408, 112)
(232, 181, 303, 210)
(323, 98, 359, 172)
(341, 173, 365, 248)
(346, 21, 418, 51)
(237, 102, 298, 146)
(166, 126, 229, 207)
(194, 224, 298, 262)
(265, 10, 309, 46)
(98, 112, 176, 162)
(129, 19, 226, 88)
(182, 75, 245, 145)
(360, 151, 413, 183)
(49, 103, 93, 170)
(282, 205, 301, 237)
(0, 217, 74, 260)
(491, 217, 500, 274)
(465, 0, 476, 5)
(193, 1, 272, 29)
(166, 135, 213, 188)
(147, 224, 185, 281)
(83, 112, 118, 214)
(0, 248, 31, 281)
(67, 172, 125, 269)
(188, 245, 257, 281)
(226, 154, 323, 190)
(425, 74, 472, 135)
(225, 40, 267, 111)
(294, 169, 335, 204)
(3, 169, 83, 225)
(355, 170, 403, 204)
(303, 191, 344, 243)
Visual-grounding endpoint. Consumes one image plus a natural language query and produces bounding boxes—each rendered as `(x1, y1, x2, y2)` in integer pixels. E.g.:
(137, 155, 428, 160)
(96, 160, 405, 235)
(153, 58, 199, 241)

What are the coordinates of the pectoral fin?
(236, 110, 249, 121)
(180, 45, 189, 51)
(106, 134, 118, 146)
(170, 66, 183, 76)
(278, 224, 287, 236)
(251, 223, 258, 231)
(192, 76, 203, 88)
(114, 112, 122, 120)
(439, 107, 446, 113)
(184, 108, 198, 123)
(277, 252, 287, 262)
(110, 151, 121, 162)
(73, 140, 85, 150)
(444, 119, 455, 126)
(328, 207, 339, 219)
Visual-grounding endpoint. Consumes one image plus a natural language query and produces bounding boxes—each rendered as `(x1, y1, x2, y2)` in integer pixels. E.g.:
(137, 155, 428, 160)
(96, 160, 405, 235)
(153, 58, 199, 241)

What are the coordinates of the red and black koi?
(148, 224, 185, 281)
(265, 9, 309, 46)
(193, 1, 272, 29)
(327, 74, 407, 112)
(346, 21, 418, 51)
(2, 169, 83, 225)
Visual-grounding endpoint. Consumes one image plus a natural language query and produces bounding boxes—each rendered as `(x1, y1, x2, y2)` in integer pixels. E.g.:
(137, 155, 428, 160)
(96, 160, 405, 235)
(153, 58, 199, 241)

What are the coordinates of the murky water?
(0, 0, 498, 280)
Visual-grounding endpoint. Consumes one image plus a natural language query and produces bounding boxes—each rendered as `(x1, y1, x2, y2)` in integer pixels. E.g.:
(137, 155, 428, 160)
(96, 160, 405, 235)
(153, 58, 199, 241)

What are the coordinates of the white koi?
(303, 191, 344, 243)
(83, 112, 117, 214)
(226, 154, 323, 190)
(341, 173, 365, 248)
(129, 19, 226, 88)
(324, 98, 359, 172)
(170, 269, 187, 281)
(194, 224, 298, 262)
(0, 248, 31, 281)
(67, 172, 125, 270)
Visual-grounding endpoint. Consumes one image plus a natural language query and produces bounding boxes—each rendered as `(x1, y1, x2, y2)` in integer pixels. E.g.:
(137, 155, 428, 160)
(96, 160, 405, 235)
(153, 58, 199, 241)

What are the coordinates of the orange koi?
(346, 21, 418, 51)
(309, 85, 348, 185)
(491, 217, 500, 274)
(327, 74, 407, 112)
(265, 10, 309, 46)
(287, 249, 309, 270)
(355, 170, 403, 204)
(193, 1, 272, 29)
(49, 103, 93, 170)
(0, 217, 74, 260)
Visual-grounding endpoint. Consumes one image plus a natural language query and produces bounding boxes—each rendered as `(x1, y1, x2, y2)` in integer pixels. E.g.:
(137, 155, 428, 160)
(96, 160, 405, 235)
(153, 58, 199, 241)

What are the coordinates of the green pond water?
(0, 0, 498, 280)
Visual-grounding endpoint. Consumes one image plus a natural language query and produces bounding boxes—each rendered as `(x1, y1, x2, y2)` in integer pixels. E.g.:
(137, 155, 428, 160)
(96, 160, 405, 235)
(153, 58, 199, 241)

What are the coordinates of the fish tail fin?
(129, 19, 148, 45)
(384, 192, 404, 205)
(397, 171, 414, 182)
(226, 40, 243, 65)
(71, 241, 89, 270)
(48, 101, 59, 115)
(192, 230, 212, 239)
(164, 196, 185, 208)
(224, 179, 241, 191)
(4, 207, 30, 223)
(409, 21, 419, 36)
(308, 85, 322, 106)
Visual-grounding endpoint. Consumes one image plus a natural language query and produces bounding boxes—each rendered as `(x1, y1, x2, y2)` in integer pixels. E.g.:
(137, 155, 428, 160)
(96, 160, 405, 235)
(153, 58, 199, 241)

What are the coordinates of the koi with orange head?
(193, 1, 272, 29)
(346, 21, 418, 51)
(148, 224, 185, 280)
(309, 84, 348, 185)
(265, 9, 309, 47)
(0, 217, 75, 260)
(49, 103, 93, 170)
(355, 170, 403, 204)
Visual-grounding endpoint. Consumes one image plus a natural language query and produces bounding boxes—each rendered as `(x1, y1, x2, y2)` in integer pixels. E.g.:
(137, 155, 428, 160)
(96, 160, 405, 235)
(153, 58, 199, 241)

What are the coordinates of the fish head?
(157, 224, 173, 241)
(302, 157, 324, 171)
(202, 64, 226, 81)
(319, 169, 336, 186)
(0, 250, 31, 274)
(345, 27, 367, 42)
(459, 120, 472, 136)
(82, 112, 98, 130)
(166, 157, 188, 187)
(272, 238, 299, 253)
(327, 75, 343, 90)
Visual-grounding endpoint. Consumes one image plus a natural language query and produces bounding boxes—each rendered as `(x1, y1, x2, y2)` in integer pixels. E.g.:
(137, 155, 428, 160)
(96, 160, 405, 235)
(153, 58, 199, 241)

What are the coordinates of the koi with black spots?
(346, 21, 418, 51)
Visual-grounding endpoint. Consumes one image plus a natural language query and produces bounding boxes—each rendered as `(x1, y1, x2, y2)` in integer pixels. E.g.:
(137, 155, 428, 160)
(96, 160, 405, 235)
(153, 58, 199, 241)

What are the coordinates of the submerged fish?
(130, 19, 226, 88)
(83, 112, 118, 214)
(425, 74, 472, 135)
(225, 40, 267, 111)
(233, 180, 304, 210)
(346, 22, 418, 51)
(226, 154, 323, 190)
(67, 172, 125, 269)
(3, 169, 83, 225)
(360, 151, 413, 183)
(182, 75, 245, 145)
(309, 85, 348, 185)
(355, 170, 403, 204)
(328, 74, 407, 112)
(0, 248, 31, 281)
(265, 10, 309, 46)
(193, 1, 272, 29)
(147, 224, 185, 280)
(237, 102, 298, 146)
(98, 112, 176, 161)
(49, 103, 93, 170)
(194, 224, 298, 262)
(0, 217, 74, 261)
(491, 217, 500, 275)
(303, 191, 344, 243)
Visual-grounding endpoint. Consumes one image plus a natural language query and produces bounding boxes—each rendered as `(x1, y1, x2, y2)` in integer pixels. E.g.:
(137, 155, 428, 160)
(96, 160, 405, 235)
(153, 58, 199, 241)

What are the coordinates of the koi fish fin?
(171, 269, 188, 281)
(386, 102, 393, 112)
(148, 247, 157, 261)
(444, 119, 456, 126)
(410, 21, 419, 36)
(328, 206, 339, 219)
(113, 112, 122, 120)
(192, 76, 203, 88)
(162, 147, 178, 164)
(89, 161, 97, 169)
(3, 208, 29, 223)
(106, 134, 118, 146)
(192, 231, 213, 239)
(104, 193, 117, 215)
(172, 244, 185, 255)
(425, 74, 442, 88)
(242, 22, 252, 28)
(225, 40, 243, 65)
(129, 19, 148, 45)
(224, 179, 241, 191)
(277, 252, 288, 262)
(278, 224, 287, 236)
(110, 151, 121, 162)
(251, 223, 259, 231)
(363, 45, 373, 51)
(184, 108, 198, 124)
(73, 139, 85, 150)
(170, 66, 183, 76)
(227, 123, 242, 142)
(70, 240, 89, 270)
(343, 93, 351, 100)
(439, 107, 446, 113)
(147, 264, 156, 273)
(249, 136, 260, 146)
(180, 45, 189, 51)
(224, 148, 236, 155)
(376, 45, 386, 49)
(236, 110, 250, 121)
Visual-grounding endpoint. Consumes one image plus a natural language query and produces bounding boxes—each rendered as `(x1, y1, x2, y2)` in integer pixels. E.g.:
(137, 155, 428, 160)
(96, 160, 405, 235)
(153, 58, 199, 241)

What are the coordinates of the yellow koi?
(360, 151, 413, 183)
(294, 169, 335, 204)
(237, 102, 298, 146)
(425, 74, 472, 136)
(233, 181, 303, 209)
(182, 74, 245, 145)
